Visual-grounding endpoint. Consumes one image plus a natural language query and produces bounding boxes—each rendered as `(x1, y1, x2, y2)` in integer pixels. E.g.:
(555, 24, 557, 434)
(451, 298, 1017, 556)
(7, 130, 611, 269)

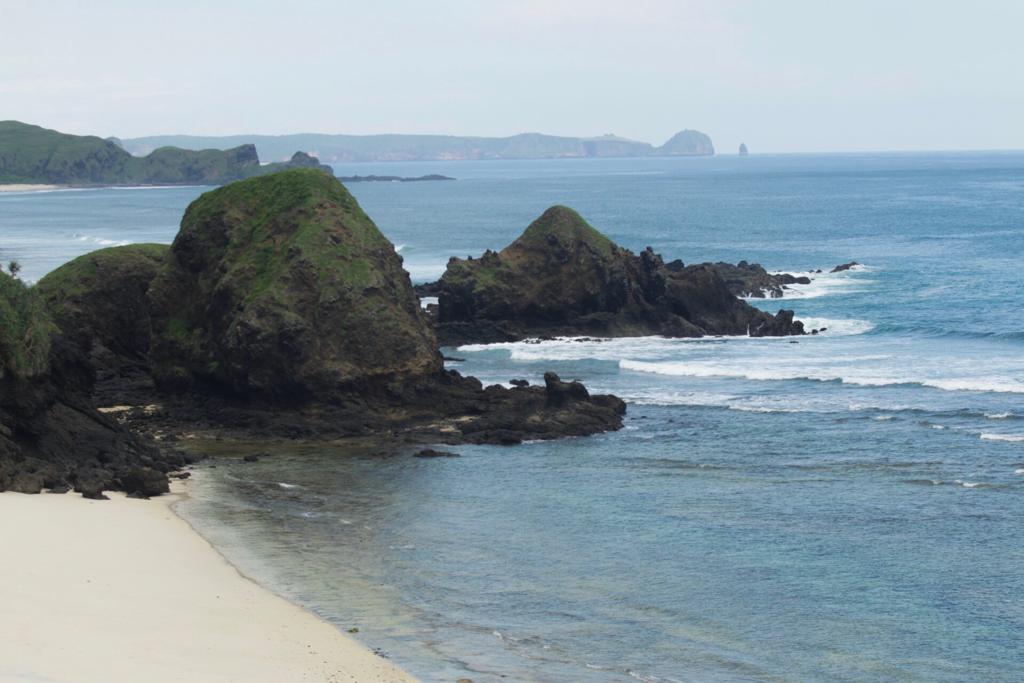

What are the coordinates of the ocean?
(2, 153, 1023, 681)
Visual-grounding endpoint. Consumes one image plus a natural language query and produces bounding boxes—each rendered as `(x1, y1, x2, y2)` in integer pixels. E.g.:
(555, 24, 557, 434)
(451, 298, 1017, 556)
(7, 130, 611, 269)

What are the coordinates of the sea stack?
(431, 206, 804, 344)
(739, 142, 749, 156)
(147, 168, 441, 400)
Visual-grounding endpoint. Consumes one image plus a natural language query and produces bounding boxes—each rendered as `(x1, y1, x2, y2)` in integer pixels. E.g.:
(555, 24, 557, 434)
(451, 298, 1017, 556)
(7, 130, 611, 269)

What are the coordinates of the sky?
(2, 0, 1022, 153)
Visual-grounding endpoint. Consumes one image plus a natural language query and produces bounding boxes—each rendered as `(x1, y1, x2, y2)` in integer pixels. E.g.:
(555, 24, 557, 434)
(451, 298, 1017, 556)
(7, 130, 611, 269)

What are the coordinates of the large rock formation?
(431, 206, 804, 345)
(0, 271, 181, 497)
(657, 130, 715, 156)
(37, 244, 169, 403)
(148, 169, 441, 400)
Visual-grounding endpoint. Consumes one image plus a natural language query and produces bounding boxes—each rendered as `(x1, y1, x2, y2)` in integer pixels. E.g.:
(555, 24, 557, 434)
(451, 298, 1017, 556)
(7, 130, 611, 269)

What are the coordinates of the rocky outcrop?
(739, 143, 749, 156)
(138, 170, 624, 443)
(0, 271, 182, 497)
(657, 130, 715, 156)
(37, 244, 168, 403)
(831, 261, 860, 273)
(250, 151, 335, 177)
(148, 168, 442, 401)
(431, 206, 804, 345)
(705, 260, 810, 298)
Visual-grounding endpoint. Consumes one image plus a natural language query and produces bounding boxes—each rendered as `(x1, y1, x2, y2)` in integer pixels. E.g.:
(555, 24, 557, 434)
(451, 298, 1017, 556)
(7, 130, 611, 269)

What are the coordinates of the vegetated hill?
(121, 129, 716, 163)
(147, 168, 442, 399)
(0, 121, 332, 186)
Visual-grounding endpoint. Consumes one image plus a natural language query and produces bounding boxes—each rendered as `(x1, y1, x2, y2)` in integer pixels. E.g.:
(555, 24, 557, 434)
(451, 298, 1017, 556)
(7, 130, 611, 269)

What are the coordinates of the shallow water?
(4, 153, 1024, 681)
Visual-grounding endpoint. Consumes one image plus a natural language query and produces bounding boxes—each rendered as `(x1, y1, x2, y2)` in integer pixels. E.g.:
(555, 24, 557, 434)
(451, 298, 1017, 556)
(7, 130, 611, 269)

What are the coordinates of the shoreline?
(0, 481, 417, 683)
(0, 183, 62, 193)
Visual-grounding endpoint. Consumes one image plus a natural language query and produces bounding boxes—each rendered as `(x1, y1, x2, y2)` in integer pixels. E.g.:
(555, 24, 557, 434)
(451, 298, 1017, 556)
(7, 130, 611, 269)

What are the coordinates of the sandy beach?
(0, 484, 417, 683)
(0, 184, 61, 193)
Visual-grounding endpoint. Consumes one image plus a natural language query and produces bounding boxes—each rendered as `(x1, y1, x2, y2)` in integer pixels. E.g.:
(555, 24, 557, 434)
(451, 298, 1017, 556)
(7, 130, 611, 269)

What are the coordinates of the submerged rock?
(432, 206, 804, 344)
(831, 261, 860, 273)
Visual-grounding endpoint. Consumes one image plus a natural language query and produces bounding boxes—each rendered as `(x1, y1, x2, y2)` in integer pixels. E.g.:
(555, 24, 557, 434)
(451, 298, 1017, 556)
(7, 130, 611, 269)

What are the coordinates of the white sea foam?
(985, 412, 1013, 419)
(798, 317, 876, 336)
(954, 480, 983, 488)
(277, 482, 299, 489)
(394, 243, 406, 253)
(752, 265, 875, 300)
(419, 296, 438, 309)
(980, 433, 1024, 443)
(619, 359, 1024, 394)
(73, 232, 131, 247)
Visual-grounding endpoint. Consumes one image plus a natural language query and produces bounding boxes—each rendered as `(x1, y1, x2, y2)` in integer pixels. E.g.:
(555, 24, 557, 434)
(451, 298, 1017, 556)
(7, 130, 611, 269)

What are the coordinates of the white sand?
(0, 485, 417, 683)
(0, 184, 61, 193)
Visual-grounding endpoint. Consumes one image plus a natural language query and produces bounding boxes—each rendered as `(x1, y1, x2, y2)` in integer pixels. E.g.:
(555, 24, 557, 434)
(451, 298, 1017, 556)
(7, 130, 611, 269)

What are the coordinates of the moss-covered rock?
(37, 244, 168, 402)
(434, 206, 804, 344)
(0, 271, 180, 497)
(148, 168, 441, 400)
(0, 271, 53, 379)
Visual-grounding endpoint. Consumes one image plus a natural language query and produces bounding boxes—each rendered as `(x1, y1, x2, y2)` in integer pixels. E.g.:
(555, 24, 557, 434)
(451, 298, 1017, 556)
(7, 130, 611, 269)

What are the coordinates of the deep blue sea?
(3, 153, 1023, 681)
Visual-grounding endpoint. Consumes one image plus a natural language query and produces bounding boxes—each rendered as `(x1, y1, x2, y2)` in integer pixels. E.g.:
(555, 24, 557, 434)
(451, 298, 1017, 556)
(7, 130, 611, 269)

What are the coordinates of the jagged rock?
(831, 261, 860, 273)
(705, 260, 810, 298)
(739, 143, 749, 156)
(432, 206, 804, 344)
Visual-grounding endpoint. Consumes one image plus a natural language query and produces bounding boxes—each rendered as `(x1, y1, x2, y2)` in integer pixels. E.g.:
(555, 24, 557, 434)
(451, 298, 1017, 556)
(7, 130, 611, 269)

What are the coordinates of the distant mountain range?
(121, 129, 715, 163)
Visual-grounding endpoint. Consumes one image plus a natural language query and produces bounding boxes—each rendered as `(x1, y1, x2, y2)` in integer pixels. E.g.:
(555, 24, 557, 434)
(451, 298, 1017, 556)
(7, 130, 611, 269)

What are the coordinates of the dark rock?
(169, 471, 191, 480)
(37, 244, 169, 404)
(120, 466, 170, 498)
(1, 271, 173, 498)
(414, 448, 460, 458)
(432, 206, 804, 344)
(243, 453, 261, 462)
(148, 169, 442, 401)
(703, 261, 809, 298)
(510, 379, 530, 387)
(831, 261, 860, 273)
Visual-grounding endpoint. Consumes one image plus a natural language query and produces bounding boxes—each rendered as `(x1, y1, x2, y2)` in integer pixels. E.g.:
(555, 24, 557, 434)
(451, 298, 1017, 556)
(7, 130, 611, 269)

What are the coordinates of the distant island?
(120, 129, 716, 163)
(337, 174, 454, 183)
(0, 121, 333, 186)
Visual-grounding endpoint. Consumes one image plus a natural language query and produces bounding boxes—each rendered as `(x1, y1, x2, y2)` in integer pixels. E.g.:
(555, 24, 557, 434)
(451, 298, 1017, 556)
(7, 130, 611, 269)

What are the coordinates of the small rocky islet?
(1, 168, 820, 498)
(420, 205, 807, 346)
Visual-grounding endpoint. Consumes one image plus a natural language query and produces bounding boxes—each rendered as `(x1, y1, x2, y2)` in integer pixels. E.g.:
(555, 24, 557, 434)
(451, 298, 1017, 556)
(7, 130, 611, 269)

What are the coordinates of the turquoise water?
(3, 154, 1023, 681)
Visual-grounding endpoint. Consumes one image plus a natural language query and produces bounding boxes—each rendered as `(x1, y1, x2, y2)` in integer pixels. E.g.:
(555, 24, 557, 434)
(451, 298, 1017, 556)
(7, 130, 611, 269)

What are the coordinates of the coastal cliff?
(429, 206, 804, 345)
(0, 121, 332, 186)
